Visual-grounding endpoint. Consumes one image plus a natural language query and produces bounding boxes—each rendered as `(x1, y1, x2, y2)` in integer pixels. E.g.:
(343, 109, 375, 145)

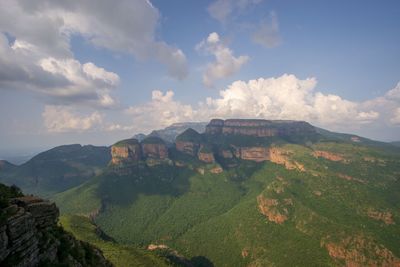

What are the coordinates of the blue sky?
(0, 0, 399, 154)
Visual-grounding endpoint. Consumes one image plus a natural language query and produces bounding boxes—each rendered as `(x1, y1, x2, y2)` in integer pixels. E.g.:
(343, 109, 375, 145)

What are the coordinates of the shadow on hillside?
(95, 156, 267, 208)
(190, 256, 215, 267)
(96, 164, 194, 207)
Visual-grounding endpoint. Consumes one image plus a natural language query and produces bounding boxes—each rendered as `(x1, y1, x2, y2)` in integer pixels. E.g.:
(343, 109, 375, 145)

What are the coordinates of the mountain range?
(1, 119, 400, 267)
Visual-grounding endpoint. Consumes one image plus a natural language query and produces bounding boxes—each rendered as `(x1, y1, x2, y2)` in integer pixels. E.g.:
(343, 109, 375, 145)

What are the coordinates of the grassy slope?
(60, 215, 172, 267)
(54, 141, 400, 267)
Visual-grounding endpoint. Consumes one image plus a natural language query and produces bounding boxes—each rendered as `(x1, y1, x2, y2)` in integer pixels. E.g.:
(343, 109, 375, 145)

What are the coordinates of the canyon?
(110, 119, 319, 168)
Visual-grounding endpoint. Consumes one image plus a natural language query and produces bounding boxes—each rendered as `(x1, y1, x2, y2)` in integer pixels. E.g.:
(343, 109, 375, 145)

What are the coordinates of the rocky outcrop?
(141, 137, 168, 160)
(111, 137, 169, 166)
(312, 150, 347, 162)
(175, 128, 203, 156)
(233, 146, 269, 162)
(206, 119, 316, 138)
(322, 235, 400, 267)
(175, 141, 200, 156)
(367, 209, 395, 225)
(197, 145, 215, 163)
(198, 152, 215, 163)
(269, 147, 305, 171)
(257, 195, 293, 224)
(111, 139, 141, 165)
(0, 190, 111, 267)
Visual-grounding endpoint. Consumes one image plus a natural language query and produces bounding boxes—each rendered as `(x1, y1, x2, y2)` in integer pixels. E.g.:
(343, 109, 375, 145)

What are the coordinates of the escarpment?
(110, 119, 318, 168)
(0, 184, 111, 267)
(206, 119, 316, 138)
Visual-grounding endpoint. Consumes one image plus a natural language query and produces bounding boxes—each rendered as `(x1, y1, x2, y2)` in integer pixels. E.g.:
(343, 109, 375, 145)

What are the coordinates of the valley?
(38, 119, 400, 266)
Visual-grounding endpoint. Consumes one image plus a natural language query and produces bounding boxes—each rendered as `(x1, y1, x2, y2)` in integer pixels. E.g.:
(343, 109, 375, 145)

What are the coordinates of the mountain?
(51, 119, 400, 266)
(0, 144, 111, 197)
(0, 183, 112, 266)
(391, 141, 400, 147)
(134, 122, 208, 144)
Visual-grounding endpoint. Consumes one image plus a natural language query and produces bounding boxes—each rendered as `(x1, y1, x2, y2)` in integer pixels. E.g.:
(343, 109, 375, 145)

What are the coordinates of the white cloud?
(121, 74, 388, 134)
(252, 12, 282, 48)
(208, 0, 262, 24)
(42, 105, 103, 133)
(0, 0, 188, 107)
(390, 108, 400, 125)
(200, 74, 379, 126)
(197, 32, 249, 87)
(125, 90, 195, 133)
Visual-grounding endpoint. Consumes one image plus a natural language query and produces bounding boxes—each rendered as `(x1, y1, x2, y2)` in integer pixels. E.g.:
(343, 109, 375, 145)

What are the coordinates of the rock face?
(176, 141, 199, 156)
(233, 146, 270, 162)
(197, 145, 215, 163)
(0, 192, 111, 267)
(110, 137, 170, 167)
(141, 137, 168, 159)
(111, 139, 142, 164)
(206, 119, 316, 138)
(198, 151, 215, 163)
(175, 128, 203, 156)
(322, 235, 400, 267)
(257, 194, 293, 224)
(111, 119, 318, 167)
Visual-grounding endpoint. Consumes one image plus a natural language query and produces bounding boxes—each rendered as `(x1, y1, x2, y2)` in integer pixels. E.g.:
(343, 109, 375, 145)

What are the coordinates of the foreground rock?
(0, 184, 112, 267)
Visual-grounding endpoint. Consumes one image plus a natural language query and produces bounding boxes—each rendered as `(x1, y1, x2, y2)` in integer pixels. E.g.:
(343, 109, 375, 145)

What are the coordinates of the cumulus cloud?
(121, 74, 388, 134)
(252, 12, 282, 48)
(42, 105, 103, 133)
(363, 82, 400, 126)
(208, 0, 262, 24)
(125, 90, 195, 133)
(390, 108, 400, 125)
(0, 33, 119, 108)
(197, 32, 249, 87)
(200, 74, 379, 126)
(0, 0, 188, 108)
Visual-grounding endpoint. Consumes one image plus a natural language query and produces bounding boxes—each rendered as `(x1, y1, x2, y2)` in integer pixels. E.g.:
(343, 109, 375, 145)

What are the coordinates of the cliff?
(111, 139, 142, 165)
(0, 183, 111, 267)
(205, 119, 316, 138)
(111, 119, 319, 167)
(110, 137, 169, 167)
(175, 128, 203, 156)
(141, 137, 168, 160)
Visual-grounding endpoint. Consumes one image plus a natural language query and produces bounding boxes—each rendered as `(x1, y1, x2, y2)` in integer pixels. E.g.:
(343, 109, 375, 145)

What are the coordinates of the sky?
(0, 0, 399, 154)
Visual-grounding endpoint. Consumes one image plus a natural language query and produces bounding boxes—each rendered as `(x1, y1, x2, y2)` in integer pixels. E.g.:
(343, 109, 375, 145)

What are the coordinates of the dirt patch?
(367, 209, 395, 225)
(257, 195, 293, 224)
(322, 235, 400, 267)
(313, 150, 348, 163)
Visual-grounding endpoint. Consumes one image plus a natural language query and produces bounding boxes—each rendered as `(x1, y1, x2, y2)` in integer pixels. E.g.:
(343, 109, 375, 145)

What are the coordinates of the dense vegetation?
(54, 138, 400, 266)
(60, 215, 174, 267)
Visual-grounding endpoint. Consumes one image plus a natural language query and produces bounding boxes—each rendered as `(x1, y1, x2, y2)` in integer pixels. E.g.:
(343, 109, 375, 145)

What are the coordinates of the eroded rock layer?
(206, 119, 316, 137)
(0, 194, 111, 267)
